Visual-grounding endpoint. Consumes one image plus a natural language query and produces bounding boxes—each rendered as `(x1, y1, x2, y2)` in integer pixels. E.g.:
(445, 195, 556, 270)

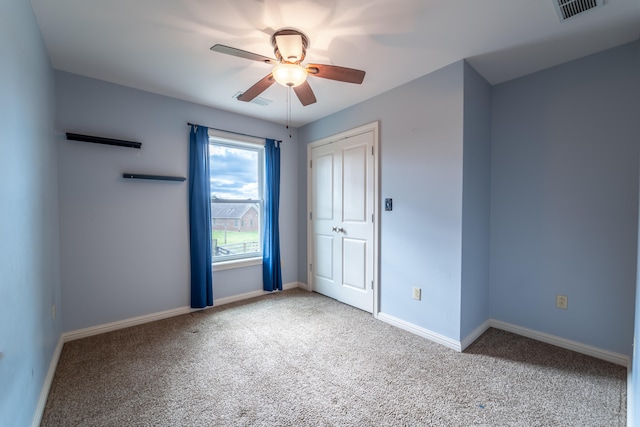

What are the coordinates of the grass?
(212, 230, 259, 245)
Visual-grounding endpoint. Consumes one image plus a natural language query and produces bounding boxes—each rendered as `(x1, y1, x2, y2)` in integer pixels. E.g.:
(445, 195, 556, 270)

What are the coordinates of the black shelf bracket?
(123, 173, 186, 182)
(66, 133, 142, 149)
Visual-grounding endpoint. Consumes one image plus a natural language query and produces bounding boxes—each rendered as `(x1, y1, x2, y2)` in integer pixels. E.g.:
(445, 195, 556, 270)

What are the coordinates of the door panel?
(315, 234, 334, 280)
(343, 145, 367, 222)
(343, 238, 367, 291)
(314, 153, 334, 220)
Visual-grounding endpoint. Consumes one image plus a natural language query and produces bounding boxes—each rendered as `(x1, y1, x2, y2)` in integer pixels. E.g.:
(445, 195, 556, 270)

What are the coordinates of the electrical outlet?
(412, 287, 421, 301)
(556, 294, 568, 310)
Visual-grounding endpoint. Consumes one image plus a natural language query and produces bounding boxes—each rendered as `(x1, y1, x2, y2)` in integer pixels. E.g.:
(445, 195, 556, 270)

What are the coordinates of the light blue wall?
(55, 72, 300, 332)
(0, 1, 62, 426)
(460, 62, 492, 339)
(490, 41, 640, 355)
(299, 61, 466, 340)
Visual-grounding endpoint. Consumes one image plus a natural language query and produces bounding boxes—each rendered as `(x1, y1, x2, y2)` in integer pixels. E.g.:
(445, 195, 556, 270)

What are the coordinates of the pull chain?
(286, 86, 292, 138)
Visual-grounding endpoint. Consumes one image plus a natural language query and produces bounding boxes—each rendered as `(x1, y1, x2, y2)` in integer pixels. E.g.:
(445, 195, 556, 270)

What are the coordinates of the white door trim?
(307, 121, 380, 317)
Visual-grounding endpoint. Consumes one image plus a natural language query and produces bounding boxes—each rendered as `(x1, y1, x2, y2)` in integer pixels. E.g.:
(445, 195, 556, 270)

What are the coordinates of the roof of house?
(211, 203, 258, 219)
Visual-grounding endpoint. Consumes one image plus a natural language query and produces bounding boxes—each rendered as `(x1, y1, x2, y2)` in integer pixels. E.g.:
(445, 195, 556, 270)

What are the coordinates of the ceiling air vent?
(233, 91, 272, 106)
(553, 0, 604, 21)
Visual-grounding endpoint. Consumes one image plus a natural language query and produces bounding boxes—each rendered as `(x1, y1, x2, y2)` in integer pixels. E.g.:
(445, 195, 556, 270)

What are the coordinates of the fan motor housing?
(271, 28, 309, 63)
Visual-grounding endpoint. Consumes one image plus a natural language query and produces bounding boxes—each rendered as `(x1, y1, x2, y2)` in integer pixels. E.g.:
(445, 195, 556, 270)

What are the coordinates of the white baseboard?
(63, 282, 304, 342)
(376, 314, 629, 367)
(213, 281, 303, 306)
(460, 320, 491, 351)
(377, 312, 462, 352)
(490, 319, 630, 367)
(31, 336, 64, 427)
(62, 305, 194, 342)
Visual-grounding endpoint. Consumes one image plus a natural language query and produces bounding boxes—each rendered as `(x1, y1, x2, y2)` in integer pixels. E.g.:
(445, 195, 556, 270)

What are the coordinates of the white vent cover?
(233, 91, 272, 106)
(553, 0, 604, 20)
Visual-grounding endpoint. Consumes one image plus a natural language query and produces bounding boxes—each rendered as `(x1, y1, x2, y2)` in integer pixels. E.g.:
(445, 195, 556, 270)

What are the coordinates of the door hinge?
(309, 263, 313, 272)
(310, 159, 312, 168)
(371, 280, 373, 290)
(371, 213, 374, 223)
(310, 212, 313, 220)
(371, 146, 374, 156)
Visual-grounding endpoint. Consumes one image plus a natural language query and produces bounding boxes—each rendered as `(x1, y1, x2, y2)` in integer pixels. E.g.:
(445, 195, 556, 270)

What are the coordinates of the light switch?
(385, 198, 393, 211)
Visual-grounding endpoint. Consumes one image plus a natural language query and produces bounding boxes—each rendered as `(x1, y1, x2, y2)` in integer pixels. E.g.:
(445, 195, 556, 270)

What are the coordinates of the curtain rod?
(187, 122, 283, 144)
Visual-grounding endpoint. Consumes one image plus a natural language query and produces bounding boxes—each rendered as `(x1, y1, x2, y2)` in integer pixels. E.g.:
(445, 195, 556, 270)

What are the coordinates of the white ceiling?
(30, 0, 640, 127)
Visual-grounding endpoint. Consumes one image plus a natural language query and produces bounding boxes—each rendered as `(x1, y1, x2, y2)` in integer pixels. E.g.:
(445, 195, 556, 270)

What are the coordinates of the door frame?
(306, 121, 380, 317)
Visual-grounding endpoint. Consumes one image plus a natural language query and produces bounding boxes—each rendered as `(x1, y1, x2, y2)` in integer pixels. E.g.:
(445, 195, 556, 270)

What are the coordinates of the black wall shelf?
(66, 133, 142, 149)
(123, 173, 186, 182)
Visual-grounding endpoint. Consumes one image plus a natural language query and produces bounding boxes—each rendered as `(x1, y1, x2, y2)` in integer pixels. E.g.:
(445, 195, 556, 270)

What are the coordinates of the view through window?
(209, 135, 264, 263)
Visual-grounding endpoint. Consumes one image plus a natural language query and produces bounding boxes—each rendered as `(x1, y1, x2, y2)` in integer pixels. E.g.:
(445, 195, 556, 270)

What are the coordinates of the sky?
(209, 144, 260, 200)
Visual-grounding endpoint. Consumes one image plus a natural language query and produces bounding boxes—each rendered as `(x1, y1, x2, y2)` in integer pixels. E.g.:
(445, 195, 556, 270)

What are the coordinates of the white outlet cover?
(556, 295, 568, 309)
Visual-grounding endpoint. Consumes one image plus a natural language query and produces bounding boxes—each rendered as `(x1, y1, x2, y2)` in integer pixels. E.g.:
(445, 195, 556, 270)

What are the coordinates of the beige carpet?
(41, 289, 626, 426)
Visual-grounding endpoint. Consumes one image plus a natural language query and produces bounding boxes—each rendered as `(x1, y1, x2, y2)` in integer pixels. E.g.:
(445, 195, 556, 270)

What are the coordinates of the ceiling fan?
(211, 28, 366, 107)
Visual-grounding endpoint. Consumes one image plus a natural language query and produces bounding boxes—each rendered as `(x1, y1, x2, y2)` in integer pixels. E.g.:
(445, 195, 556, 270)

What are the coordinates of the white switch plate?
(412, 287, 421, 301)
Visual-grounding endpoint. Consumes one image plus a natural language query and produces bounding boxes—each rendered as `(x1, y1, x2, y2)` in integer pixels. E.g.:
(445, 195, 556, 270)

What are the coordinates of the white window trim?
(208, 129, 265, 147)
(212, 257, 262, 272)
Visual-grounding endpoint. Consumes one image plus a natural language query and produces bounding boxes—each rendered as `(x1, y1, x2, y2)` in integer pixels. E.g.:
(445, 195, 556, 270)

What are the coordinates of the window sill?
(213, 257, 262, 272)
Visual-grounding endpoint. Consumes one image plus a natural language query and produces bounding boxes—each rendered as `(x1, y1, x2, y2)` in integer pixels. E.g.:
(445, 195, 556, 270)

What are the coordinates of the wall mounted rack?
(66, 133, 142, 149)
(122, 173, 186, 182)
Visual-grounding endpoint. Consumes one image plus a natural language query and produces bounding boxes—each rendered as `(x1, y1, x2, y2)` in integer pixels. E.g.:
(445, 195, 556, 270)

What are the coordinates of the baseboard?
(490, 319, 630, 367)
(374, 314, 629, 368)
(460, 320, 491, 351)
(296, 282, 310, 291)
(63, 282, 305, 342)
(213, 281, 303, 306)
(62, 305, 194, 342)
(377, 312, 462, 352)
(31, 335, 64, 427)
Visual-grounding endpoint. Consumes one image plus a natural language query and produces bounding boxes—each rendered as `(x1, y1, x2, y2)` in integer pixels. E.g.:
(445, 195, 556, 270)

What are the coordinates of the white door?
(310, 129, 375, 312)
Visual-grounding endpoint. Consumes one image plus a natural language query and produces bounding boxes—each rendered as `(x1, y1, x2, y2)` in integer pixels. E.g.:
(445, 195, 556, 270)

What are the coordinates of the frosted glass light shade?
(272, 63, 307, 87)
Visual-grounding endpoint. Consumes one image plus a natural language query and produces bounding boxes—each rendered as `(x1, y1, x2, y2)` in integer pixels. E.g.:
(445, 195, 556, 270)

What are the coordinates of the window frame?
(208, 129, 265, 269)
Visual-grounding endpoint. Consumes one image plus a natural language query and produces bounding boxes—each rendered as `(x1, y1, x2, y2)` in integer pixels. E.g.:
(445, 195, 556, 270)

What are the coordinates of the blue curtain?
(189, 125, 213, 308)
(263, 138, 282, 291)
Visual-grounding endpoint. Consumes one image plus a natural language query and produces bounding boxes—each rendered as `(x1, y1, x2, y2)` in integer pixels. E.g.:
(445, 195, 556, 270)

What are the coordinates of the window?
(209, 131, 264, 264)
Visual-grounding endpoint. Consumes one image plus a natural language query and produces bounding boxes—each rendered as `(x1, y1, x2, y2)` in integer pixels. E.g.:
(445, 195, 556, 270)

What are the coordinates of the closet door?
(310, 130, 374, 313)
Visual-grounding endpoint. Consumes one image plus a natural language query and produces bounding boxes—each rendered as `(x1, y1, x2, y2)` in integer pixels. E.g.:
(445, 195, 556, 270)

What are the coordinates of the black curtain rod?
(187, 123, 282, 144)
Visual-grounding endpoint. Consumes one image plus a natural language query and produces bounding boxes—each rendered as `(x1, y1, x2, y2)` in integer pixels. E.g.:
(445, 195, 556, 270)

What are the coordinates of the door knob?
(337, 227, 345, 233)
(331, 226, 337, 232)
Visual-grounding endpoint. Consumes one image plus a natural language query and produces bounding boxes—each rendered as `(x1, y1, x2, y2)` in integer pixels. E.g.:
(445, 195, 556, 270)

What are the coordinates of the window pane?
(209, 137, 264, 262)
(210, 145, 259, 200)
(211, 202, 261, 258)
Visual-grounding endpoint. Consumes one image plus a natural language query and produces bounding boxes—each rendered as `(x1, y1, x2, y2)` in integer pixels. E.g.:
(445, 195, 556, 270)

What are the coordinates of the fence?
(213, 241, 260, 256)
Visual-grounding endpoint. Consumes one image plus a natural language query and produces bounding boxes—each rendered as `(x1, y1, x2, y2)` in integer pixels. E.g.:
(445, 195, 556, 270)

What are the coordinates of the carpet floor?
(41, 289, 626, 426)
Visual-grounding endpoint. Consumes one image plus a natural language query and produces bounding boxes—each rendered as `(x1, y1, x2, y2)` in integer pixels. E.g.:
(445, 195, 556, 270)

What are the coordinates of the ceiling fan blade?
(293, 81, 317, 106)
(237, 73, 276, 102)
(210, 44, 277, 65)
(306, 64, 365, 84)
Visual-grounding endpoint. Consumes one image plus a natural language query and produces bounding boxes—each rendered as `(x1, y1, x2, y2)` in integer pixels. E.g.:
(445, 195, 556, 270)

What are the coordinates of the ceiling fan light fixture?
(272, 63, 307, 87)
